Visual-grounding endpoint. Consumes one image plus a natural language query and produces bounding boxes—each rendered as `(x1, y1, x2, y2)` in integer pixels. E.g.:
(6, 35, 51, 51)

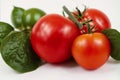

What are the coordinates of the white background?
(0, 0, 120, 80)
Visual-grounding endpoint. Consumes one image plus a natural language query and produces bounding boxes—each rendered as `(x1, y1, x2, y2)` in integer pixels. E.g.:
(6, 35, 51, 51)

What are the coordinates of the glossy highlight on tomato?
(31, 14, 80, 63)
(72, 33, 110, 70)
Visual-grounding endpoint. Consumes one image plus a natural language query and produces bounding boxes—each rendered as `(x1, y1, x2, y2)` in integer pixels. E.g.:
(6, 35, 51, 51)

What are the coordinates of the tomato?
(31, 14, 79, 63)
(22, 8, 46, 29)
(72, 33, 110, 70)
(73, 8, 111, 33)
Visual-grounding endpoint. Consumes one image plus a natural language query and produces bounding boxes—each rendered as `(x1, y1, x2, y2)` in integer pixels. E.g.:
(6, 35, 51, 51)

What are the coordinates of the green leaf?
(0, 22, 14, 46)
(11, 6, 25, 30)
(1, 31, 41, 73)
(102, 29, 120, 60)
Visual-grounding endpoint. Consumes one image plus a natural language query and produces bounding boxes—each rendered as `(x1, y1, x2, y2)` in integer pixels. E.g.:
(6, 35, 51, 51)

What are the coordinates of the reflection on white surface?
(0, 0, 120, 80)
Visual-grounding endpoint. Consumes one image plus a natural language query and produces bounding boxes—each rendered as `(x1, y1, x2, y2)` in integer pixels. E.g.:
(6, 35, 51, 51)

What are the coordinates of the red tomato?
(31, 14, 79, 63)
(72, 33, 110, 70)
(73, 8, 111, 33)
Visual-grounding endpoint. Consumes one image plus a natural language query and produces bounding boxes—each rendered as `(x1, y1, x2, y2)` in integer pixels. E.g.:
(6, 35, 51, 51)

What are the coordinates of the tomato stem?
(76, 7, 82, 19)
(82, 19, 92, 25)
(62, 11, 66, 17)
(82, 5, 87, 15)
(87, 22, 98, 33)
(87, 23, 91, 33)
(63, 6, 97, 34)
(74, 6, 87, 20)
(63, 6, 83, 29)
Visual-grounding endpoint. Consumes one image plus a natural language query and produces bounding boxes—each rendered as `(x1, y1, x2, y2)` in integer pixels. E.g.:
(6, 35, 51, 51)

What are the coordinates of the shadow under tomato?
(44, 59, 78, 68)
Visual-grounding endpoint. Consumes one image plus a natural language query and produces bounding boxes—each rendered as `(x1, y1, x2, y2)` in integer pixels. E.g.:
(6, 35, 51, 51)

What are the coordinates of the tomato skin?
(31, 14, 79, 63)
(83, 9, 111, 32)
(72, 33, 110, 70)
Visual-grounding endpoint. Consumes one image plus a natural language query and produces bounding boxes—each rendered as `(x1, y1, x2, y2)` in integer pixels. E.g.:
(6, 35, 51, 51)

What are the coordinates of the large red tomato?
(73, 8, 111, 33)
(72, 33, 110, 70)
(30, 14, 79, 63)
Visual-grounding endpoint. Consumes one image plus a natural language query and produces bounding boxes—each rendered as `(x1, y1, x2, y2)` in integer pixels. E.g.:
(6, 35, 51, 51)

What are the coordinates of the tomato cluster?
(2, 5, 120, 73)
(30, 6, 111, 70)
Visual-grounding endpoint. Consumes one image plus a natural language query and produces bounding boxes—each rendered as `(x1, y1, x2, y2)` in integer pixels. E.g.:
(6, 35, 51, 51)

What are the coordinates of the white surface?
(0, 0, 120, 80)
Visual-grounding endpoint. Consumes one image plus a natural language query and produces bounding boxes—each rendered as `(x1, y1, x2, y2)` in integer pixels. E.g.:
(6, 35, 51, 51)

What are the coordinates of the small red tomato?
(72, 33, 110, 70)
(83, 8, 111, 32)
(72, 8, 111, 33)
(31, 14, 79, 63)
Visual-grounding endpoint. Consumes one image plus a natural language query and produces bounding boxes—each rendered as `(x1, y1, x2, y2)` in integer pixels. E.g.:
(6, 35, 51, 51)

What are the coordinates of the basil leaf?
(0, 22, 14, 46)
(11, 6, 25, 30)
(102, 29, 120, 60)
(1, 31, 41, 73)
